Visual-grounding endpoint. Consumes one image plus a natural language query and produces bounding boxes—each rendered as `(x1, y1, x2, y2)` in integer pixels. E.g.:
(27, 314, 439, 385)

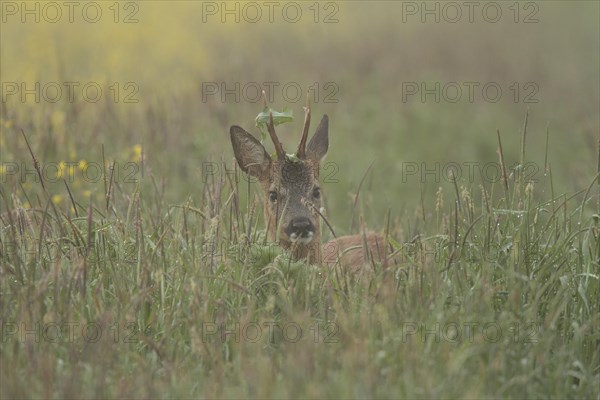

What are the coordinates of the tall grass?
(1, 111, 598, 398)
(1, 2, 598, 397)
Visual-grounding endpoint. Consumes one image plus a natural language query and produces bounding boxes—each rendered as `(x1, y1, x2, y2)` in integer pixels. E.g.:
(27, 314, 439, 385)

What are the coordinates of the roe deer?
(230, 101, 391, 270)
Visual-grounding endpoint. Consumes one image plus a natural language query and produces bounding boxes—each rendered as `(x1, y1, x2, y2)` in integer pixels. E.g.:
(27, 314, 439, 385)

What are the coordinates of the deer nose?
(286, 217, 315, 241)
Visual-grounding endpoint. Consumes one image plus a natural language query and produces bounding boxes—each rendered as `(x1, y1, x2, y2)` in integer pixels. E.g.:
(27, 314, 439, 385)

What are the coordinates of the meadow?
(1, 1, 599, 398)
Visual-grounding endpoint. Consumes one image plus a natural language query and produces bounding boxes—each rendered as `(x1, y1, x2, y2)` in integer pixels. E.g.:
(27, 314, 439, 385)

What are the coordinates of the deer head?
(230, 103, 329, 263)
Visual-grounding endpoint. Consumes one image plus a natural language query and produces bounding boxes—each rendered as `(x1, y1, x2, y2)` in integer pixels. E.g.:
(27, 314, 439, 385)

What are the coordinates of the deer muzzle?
(285, 216, 316, 244)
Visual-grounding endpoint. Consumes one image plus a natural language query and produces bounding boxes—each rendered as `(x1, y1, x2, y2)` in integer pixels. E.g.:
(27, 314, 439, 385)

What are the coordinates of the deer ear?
(306, 114, 329, 162)
(230, 125, 271, 179)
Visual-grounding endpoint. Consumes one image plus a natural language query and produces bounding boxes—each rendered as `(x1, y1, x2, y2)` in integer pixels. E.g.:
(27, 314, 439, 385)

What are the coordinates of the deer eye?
(312, 187, 321, 199)
(268, 191, 278, 203)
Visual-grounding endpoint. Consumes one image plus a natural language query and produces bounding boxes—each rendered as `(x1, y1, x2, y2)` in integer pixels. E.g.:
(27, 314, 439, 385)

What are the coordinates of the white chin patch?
(290, 231, 314, 245)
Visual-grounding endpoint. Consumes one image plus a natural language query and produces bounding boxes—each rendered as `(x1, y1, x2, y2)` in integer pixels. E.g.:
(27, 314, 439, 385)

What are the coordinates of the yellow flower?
(78, 159, 88, 171)
(82, 190, 92, 198)
(52, 195, 62, 205)
(132, 144, 143, 162)
(56, 161, 67, 179)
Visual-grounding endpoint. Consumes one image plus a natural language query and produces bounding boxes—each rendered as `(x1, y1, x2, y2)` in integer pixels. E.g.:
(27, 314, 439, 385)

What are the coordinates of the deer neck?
(279, 235, 323, 264)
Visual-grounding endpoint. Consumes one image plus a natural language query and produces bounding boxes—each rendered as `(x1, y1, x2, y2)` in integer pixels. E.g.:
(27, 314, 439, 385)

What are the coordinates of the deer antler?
(296, 95, 311, 159)
(268, 111, 286, 160)
(262, 90, 286, 160)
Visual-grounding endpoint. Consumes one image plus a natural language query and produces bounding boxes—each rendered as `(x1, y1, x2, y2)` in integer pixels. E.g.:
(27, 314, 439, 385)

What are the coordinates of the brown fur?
(322, 232, 391, 272)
